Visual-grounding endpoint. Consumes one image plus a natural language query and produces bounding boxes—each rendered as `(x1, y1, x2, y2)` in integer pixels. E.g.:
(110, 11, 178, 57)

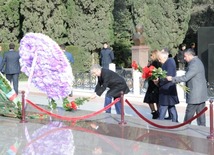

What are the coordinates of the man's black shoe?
(164, 117, 172, 120)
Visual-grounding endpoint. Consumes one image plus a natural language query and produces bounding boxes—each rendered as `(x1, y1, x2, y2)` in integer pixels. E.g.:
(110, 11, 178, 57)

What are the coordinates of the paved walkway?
(0, 81, 213, 154)
(18, 81, 212, 127)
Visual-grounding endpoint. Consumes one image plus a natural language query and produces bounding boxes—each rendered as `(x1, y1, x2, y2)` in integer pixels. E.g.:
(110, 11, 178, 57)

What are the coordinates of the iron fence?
(73, 72, 214, 97)
(73, 69, 146, 94)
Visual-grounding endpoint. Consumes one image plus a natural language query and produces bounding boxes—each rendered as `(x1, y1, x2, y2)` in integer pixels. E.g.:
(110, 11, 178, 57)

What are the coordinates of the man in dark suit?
(154, 48, 179, 122)
(0, 45, 3, 65)
(90, 64, 129, 114)
(0, 43, 21, 94)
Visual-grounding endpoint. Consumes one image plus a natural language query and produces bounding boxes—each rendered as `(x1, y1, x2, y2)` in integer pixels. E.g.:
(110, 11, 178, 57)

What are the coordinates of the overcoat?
(144, 60, 162, 103)
(159, 58, 179, 106)
(95, 68, 130, 97)
(172, 57, 208, 104)
(100, 48, 114, 69)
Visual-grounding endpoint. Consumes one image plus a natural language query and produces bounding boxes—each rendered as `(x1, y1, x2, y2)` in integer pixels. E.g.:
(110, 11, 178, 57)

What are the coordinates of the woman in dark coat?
(155, 48, 179, 122)
(90, 64, 130, 114)
(143, 50, 162, 119)
(100, 42, 114, 69)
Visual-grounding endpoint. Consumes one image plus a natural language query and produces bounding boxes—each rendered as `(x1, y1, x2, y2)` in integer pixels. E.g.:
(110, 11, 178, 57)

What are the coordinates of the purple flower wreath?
(19, 33, 74, 100)
(22, 121, 75, 155)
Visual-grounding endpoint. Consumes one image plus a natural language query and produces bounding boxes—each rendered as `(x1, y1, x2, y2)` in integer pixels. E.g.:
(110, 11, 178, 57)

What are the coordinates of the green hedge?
(66, 46, 93, 74)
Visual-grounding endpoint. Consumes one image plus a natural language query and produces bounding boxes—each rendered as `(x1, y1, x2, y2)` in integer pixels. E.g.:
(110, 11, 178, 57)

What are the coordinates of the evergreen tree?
(113, 0, 133, 42)
(185, 1, 214, 45)
(130, 0, 192, 55)
(65, 46, 91, 74)
(174, 0, 193, 50)
(0, 0, 197, 69)
(20, 0, 68, 44)
(66, 0, 114, 51)
(0, 0, 20, 43)
(112, 0, 133, 68)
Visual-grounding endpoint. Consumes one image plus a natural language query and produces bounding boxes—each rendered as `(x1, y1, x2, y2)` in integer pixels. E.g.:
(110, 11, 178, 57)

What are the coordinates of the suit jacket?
(65, 51, 74, 64)
(0, 50, 21, 74)
(0, 56, 3, 68)
(172, 57, 208, 104)
(95, 68, 130, 97)
(159, 58, 179, 106)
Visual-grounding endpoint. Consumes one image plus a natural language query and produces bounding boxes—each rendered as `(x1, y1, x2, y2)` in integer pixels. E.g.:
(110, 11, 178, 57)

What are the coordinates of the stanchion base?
(20, 120, 28, 123)
(207, 135, 214, 140)
(119, 121, 127, 125)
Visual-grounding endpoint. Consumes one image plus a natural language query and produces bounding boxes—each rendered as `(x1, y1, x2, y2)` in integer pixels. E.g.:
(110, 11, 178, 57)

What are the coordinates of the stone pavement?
(18, 81, 212, 127)
(0, 81, 213, 154)
(0, 114, 212, 155)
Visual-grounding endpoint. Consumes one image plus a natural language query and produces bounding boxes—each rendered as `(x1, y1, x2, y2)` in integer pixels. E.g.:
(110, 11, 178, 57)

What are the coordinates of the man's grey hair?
(184, 48, 196, 56)
(161, 48, 170, 54)
(90, 64, 101, 73)
(158, 48, 169, 58)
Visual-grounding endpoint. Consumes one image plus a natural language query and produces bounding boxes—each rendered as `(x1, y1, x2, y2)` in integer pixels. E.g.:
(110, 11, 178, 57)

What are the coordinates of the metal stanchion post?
(20, 91, 27, 123)
(207, 98, 214, 140)
(208, 141, 214, 155)
(119, 91, 127, 125)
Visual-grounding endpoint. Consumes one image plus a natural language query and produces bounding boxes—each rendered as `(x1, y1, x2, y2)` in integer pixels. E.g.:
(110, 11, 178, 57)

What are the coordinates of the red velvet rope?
(134, 131, 193, 151)
(25, 98, 120, 122)
(125, 99, 208, 129)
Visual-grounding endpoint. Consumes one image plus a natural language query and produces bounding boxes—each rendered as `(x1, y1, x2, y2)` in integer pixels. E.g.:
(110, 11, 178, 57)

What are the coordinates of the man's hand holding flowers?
(166, 76, 172, 81)
(166, 76, 190, 93)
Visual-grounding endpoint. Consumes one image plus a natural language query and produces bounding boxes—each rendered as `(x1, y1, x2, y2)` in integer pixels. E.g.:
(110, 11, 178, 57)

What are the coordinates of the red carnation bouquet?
(63, 97, 89, 111)
(132, 61, 167, 80)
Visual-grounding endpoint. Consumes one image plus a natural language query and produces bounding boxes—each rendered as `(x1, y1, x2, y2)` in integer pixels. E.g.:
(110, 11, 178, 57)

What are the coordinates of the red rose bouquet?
(132, 61, 190, 93)
(132, 61, 167, 80)
(142, 65, 167, 80)
(131, 61, 142, 72)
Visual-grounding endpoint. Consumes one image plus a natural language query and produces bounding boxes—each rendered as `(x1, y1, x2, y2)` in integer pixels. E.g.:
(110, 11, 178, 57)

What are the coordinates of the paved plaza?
(0, 81, 213, 154)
